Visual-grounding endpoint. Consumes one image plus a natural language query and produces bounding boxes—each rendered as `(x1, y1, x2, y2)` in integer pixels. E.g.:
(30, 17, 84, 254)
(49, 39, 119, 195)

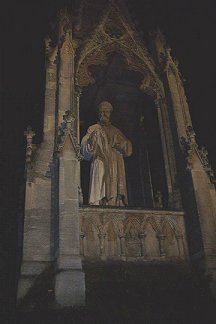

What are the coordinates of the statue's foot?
(99, 197, 108, 205)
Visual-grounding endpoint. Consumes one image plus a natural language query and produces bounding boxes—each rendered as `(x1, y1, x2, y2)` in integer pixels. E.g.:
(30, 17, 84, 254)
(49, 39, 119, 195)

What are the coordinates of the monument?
(17, 0, 216, 308)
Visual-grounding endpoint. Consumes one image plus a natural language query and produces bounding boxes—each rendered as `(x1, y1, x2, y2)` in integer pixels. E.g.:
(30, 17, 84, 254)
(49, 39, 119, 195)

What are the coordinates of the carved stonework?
(47, 71, 55, 82)
(140, 72, 161, 98)
(180, 126, 198, 170)
(164, 47, 185, 82)
(80, 207, 186, 260)
(57, 110, 83, 161)
(24, 126, 36, 169)
(180, 126, 216, 184)
(61, 31, 74, 56)
(58, 8, 72, 39)
(104, 23, 124, 40)
(74, 3, 162, 98)
(74, 83, 83, 99)
(153, 34, 184, 83)
(198, 146, 216, 185)
(24, 126, 38, 182)
(76, 40, 161, 96)
(45, 37, 58, 65)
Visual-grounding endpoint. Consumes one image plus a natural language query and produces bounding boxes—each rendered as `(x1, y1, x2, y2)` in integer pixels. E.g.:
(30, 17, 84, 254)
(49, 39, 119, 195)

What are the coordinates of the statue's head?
(98, 101, 113, 124)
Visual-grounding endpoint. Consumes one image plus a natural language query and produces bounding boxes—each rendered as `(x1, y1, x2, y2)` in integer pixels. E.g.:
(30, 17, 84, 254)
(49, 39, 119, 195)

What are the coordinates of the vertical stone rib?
(166, 68, 187, 139)
(58, 32, 74, 125)
(35, 58, 57, 175)
(156, 101, 173, 204)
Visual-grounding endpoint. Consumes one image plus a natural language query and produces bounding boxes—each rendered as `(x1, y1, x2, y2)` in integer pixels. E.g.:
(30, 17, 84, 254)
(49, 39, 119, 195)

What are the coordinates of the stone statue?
(154, 190, 163, 209)
(81, 101, 132, 206)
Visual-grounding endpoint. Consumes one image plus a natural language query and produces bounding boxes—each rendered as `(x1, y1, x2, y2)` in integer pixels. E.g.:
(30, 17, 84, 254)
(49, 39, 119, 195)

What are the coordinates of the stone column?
(157, 36, 216, 282)
(155, 99, 173, 207)
(139, 233, 146, 257)
(166, 67, 187, 139)
(190, 162, 216, 274)
(98, 233, 106, 259)
(74, 85, 82, 142)
(181, 136, 216, 294)
(157, 234, 166, 258)
(55, 134, 85, 307)
(119, 235, 126, 257)
(176, 234, 185, 258)
(156, 98, 182, 209)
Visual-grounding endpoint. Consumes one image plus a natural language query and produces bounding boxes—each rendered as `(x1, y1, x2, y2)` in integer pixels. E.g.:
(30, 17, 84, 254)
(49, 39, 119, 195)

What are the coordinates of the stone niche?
(80, 53, 168, 209)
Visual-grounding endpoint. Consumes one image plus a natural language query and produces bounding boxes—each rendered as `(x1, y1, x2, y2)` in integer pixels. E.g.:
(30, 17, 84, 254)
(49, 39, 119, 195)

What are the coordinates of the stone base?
(54, 269, 85, 307)
(17, 261, 49, 304)
(17, 277, 36, 303)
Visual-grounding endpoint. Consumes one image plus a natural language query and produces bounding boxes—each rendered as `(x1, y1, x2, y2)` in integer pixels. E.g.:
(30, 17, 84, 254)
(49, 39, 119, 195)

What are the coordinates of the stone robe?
(81, 123, 132, 206)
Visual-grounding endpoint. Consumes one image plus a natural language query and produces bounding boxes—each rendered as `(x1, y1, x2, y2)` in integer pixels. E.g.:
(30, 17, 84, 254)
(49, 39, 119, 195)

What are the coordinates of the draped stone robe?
(81, 122, 132, 206)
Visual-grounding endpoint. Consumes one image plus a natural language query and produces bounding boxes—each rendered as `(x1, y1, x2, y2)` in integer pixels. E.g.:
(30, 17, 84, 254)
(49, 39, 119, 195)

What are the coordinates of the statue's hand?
(88, 130, 97, 148)
(112, 143, 125, 155)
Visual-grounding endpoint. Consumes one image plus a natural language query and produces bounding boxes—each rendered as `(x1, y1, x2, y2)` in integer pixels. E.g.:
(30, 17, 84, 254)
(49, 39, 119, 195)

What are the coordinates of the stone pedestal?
(55, 271, 85, 307)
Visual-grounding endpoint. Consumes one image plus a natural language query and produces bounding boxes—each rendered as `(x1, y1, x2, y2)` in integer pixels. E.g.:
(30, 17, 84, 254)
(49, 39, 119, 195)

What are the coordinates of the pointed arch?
(74, 2, 163, 98)
(162, 220, 179, 257)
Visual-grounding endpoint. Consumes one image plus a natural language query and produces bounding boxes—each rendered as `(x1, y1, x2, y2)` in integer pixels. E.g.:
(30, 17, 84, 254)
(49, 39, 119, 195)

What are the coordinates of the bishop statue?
(81, 101, 132, 206)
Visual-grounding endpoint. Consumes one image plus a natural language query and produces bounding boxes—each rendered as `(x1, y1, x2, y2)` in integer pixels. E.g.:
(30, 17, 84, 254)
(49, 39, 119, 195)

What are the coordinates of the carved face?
(99, 108, 111, 124)
(98, 102, 113, 124)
